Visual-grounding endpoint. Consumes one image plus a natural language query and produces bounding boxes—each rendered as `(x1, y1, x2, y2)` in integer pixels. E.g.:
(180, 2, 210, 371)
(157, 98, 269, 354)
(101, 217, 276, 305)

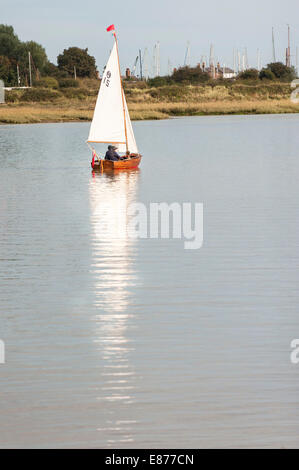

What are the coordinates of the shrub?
(172, 66, 210, 84)
(149, 85, 186, 101)
(147, 76, 171, 87)
(124, 80, 148, 91)
(58, 78, 79, 88)
(34, 76, 59, 89)
(60, 87, 88, 99)
(259, 68, 275, 80)
(21, 88, 60, 102)
(5, 89, 22, 102)
(237, 68, 259, 80)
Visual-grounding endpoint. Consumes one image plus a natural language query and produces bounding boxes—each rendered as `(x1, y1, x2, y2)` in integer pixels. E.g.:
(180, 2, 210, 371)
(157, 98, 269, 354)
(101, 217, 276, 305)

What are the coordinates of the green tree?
(19, 41, 48, 72)
(0, 25, 17, 37)
(57, 47, 97, 78)
(267, 62, 296, 81)
(0, 55, 17, 85)
(0, 24, 49, 83)
(43, 61, 68, 79)
(0, 24, 21, 60)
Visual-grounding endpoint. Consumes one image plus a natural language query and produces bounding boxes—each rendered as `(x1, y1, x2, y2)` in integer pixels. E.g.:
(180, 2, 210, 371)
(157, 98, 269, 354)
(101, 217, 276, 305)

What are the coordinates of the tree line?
(1, 24, 297, 88)
(0, 24, 98, 86)
(147, 62, 297, 87)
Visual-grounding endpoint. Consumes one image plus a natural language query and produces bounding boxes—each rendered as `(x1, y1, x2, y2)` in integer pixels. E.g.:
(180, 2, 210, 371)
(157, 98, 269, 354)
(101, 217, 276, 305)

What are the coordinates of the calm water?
(0, 115, 299, 448)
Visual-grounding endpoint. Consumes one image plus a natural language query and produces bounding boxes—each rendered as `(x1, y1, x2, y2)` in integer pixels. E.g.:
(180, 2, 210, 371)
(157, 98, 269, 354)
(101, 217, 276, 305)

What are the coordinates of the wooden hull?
(92, 154, 142, 171)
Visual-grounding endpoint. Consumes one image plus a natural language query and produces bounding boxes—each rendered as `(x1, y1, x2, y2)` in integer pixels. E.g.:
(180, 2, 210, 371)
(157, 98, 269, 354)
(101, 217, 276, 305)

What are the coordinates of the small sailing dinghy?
(87, 24, 142, 171)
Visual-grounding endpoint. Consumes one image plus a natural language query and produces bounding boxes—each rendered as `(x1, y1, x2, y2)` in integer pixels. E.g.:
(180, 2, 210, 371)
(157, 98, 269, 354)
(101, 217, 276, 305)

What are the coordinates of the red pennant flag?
(106, 24, 115, 32)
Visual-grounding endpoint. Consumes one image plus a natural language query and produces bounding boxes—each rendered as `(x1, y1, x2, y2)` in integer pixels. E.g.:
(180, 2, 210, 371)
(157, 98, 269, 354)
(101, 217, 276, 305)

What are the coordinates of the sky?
(2, 0, 299, 75)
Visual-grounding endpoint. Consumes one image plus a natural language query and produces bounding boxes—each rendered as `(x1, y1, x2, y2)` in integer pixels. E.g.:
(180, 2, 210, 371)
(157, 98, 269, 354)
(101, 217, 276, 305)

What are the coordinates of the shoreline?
(0, 99, 299, 125)
(2, 82, 298, 124)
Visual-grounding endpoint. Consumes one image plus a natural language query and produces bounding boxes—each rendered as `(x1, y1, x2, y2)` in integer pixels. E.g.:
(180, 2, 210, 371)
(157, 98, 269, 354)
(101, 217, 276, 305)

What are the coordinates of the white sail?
(88, 41, 138, 154)
(88, 43, 126, 145)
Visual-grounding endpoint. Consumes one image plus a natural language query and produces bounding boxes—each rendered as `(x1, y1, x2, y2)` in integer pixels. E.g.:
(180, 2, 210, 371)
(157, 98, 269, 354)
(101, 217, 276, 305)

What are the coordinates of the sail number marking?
(103, 70, 111, 87)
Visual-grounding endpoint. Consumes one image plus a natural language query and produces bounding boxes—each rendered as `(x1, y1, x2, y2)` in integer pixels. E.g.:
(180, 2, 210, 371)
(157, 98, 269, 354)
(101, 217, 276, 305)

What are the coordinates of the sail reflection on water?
(89, 170, 139, 312)
(89, 170, 140, 445)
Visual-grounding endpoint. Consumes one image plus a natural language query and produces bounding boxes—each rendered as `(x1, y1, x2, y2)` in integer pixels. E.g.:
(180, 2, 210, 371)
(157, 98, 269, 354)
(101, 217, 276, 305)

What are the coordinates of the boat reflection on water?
(89, 169, 140, 446)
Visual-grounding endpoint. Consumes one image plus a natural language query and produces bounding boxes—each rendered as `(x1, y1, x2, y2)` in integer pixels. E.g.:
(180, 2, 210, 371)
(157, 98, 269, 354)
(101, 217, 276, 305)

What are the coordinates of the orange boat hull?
(92, 154, 142, 171)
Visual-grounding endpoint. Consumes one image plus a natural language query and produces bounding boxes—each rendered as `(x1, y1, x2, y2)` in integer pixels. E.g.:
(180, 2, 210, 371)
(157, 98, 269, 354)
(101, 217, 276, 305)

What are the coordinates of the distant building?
(219, 67, 237, 79)
(202, 62, 236, 79)
(125, 67, 140, 80)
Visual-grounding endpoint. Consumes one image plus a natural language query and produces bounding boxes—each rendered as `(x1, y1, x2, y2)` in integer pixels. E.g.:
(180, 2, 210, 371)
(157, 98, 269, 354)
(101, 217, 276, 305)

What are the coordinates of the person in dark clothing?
(105, 145, 120, 161)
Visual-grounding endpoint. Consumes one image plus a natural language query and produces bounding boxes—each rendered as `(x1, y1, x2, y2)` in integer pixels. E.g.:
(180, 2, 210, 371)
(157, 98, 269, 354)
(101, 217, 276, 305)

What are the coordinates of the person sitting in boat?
(105, 145, 121, 161)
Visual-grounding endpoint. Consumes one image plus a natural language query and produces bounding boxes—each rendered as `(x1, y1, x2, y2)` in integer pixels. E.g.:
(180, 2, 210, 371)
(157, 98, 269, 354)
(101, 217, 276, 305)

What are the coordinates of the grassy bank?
(1, 80, 298, 124)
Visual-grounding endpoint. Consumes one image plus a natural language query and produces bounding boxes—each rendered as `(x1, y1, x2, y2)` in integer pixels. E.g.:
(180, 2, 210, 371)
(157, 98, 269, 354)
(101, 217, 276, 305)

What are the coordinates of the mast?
(272, 27, 276, 62)
(28, 52, 32, 87)
(17, 64, 20, 86)
(113, 31, 128, 153)
(244, 47, 248, 69)
(139, 49, 143, 80)
(184, 41, 191, 66)
(233, 48, 236, 74)
(286, 24, 291, 67)
(143, 48, 149, 80)
(257, 49, 261, 71)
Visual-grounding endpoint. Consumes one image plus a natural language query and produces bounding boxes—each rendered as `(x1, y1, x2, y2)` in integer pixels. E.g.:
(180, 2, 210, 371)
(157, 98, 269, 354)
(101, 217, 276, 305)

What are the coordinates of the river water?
(0, 115, 299, 448)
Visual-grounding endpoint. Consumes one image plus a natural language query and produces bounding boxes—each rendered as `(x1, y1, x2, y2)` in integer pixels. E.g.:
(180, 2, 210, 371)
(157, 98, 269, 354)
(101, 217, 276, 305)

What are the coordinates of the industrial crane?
(132, 55, 139, 77)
